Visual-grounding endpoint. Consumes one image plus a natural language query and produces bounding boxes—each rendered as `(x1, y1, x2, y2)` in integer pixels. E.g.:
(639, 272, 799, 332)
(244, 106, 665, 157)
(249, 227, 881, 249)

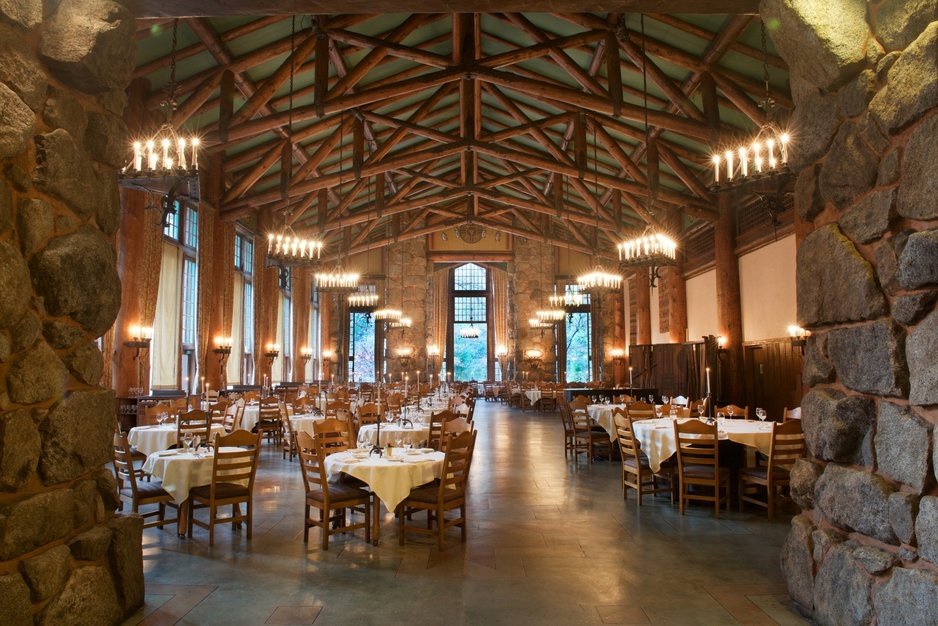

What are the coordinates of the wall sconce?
(264, 342, 280, 364)
(788, 325, 809, 349)
(124, 325, 153, 361)
(322, 349, 335, 364)
(523, 348, 543, 371)
(299, 346, 313, 364)
(396, 346, 414, 369)
(213, 336, 233, 361)
(610, 348, 627, 366)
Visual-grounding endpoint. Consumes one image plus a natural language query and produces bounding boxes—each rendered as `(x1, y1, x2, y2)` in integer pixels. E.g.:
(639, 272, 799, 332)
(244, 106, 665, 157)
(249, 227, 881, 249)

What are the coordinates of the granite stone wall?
(0, 1, 141, 624)
(512, 238, 557, 381)
(760, 0, 938, 622)
(385, 239, 429, 381)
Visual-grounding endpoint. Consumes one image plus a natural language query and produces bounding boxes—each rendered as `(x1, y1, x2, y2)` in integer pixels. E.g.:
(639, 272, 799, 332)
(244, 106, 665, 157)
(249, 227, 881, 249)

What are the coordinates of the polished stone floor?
(127, 401, 808, 625)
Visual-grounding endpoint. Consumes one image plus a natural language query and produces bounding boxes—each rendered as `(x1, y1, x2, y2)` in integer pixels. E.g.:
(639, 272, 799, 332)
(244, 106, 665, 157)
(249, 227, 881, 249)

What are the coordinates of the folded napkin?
(158, 450, 179, 457)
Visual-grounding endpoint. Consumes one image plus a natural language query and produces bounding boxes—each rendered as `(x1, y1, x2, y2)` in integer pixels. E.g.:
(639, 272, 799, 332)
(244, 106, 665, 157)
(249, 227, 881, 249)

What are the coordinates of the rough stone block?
(917, 496, 938, 565)
(870, 22, 938, 132)
(839, 189, 895, 245)
(898, 228, 938, 290)
(93, 468, 120, 513)
(795, 165, 824, 222)
(759, 0, 870, 91)
(898, 115, 938, 221)
(873, 0, 938, 50)
(0, 27, 47, 110)
(39, 388, 115, 485)
(907, 308, 938, 406)
(0, 0, 42, 30)
(43, 87, 87, 142)
(95, 166, 120, 237)
(38, 565, 122, 626)
(819, 120, 881, 209)
(802, 388, 876, 464)
(827, 320, 908, 396)
(68, 525, 112, 561)
(813, 542, 874, 626)
(0, 178, 11, 233)
(853, 545, 898, 575)
(815, 464, 896, 544)
(781, 514, 816, 613)
(28, 226, 121, 337)
(0, 334, 10, 362)
(876, 233, 902, 296)
(0, 572, 32, 625)
(16, 197, 54, 257)
(789, 90, 843, 171)
(10, 310, 39, 352)
(20, 544, 70, 602)
(838, 69, 876, 118)
(0, 238, 31, 329)
(34, 129, 98, 219)
(7, 341, 67, 405)
(0, 408, 40, 491)
(38, 0, 135, 95)
(63, 341, 104, 386)
(889, 492, 920, 545)
(797, 224, 888, 325)
(107, 514, 143, 614)
(83, 112, 126, 169)
(812, 528, 844, 565)
(875, 402, 931, 492)
(791, 458, 823, 511)
(874, 567, 938, 626)
(893, 292, 938, 326)
(71, 478, 97, 527)
(0, 82, 35, 159)
(42, 320, 86, 350)
(878, 148, 900, 186)
(0, 489, 74, 561)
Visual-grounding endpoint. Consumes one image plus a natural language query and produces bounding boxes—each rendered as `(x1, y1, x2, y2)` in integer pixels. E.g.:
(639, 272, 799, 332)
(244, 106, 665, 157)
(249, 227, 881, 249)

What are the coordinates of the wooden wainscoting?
(742, 339, 804, 422)
(629, 342, 704, 400)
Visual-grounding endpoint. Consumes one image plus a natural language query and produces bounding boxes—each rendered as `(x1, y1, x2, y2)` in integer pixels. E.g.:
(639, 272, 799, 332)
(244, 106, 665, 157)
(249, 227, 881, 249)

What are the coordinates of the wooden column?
(664, 213, 687, 343)
(633, 268, 651, 345)
(714, 193, 745, 404)
(112, 190, 148, 396)
(292, 268, 311, 382)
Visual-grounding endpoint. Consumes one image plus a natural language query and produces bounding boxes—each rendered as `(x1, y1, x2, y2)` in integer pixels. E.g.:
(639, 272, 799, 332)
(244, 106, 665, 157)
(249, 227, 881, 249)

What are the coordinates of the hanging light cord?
(288, 15, 295, 137)
(640, 14, 651, 215)
(760, 18, 774, 123)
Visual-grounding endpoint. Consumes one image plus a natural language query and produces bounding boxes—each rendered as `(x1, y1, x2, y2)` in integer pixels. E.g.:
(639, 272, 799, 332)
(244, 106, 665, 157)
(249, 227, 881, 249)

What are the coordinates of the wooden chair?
(673, 419, 730, 518)
(626, 401, 656, 420)
(558, 399, 577, 458)
(428, 410, 459, 451)
(399, 430, 477, 550)
(296, 431, 371, 550)
(113, 433, 178, 529)
(207, 402, 228, 427)
(689, 398, 709, 419)
(614, 414, 675, 505)
(539, 389, 558, 413)
(313, 417, 356, 455)
(177, 410, 211, 448)
(442, 416, 473, 447)
(739, 419, 806, 519)
(223, 402, 243, 433)
(716, 404, 749, 420)
(187, 429, 261, 546)
(570, 402, 612, 463)
(242, 390, 260, 403)
(255, 396, 282, 443)
(783, 407, 802, 422)
(280, 410, 298, 461)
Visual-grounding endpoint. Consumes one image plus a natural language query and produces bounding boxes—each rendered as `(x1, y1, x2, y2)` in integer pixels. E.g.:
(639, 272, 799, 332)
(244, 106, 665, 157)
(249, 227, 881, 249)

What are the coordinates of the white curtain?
(152, 242, 182, 388)
(228, 273, 244, 385)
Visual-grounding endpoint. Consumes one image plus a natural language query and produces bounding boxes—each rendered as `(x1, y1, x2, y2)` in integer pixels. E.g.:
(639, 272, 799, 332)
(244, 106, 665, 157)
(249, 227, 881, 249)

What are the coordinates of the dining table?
(586, 403, 627, 440)
(289, 413, 327, 437)
(128, 423, 226, 457)
(323, 448, 444, 544)
(142, 446, 245, 536)
(631, 417, 774, 473)
(356, 423, 430, 448)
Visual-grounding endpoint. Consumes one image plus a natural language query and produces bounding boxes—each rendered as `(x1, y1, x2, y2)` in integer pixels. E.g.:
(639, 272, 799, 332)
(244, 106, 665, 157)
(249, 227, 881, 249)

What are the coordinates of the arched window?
(448, 263, 490, 381)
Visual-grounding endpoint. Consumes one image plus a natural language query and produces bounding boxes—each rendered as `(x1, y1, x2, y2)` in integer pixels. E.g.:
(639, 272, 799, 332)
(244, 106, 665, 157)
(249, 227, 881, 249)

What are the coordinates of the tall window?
(451, 263, 489, 381)
(562, 284, 592, 383)
(280, 267, 292, 381)
(235, 234, 255, 384)
(160, 203, 198, 392)
(348, 312, 377, 383)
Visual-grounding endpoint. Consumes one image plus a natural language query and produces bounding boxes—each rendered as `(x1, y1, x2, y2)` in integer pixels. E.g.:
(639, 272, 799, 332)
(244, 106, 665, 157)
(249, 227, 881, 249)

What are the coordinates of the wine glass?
(182, 432, 192, 452)
(669, 406, 678, 420)
(655, 405, 663, 419)
(727, 406, 735, 419)
(697, 403, 706, 421)
(648, 395, 654, 404)
(757, 408, 767, 425)
(717, 411, 725, 428)
(661, 395, 669, 405)
(394, 434, 403, 449)
(192, 434, 201, 452)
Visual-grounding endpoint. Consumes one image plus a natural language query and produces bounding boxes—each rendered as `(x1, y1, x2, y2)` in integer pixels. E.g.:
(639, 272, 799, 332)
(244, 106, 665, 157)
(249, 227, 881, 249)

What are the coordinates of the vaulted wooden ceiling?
(131, 10, 789, 258)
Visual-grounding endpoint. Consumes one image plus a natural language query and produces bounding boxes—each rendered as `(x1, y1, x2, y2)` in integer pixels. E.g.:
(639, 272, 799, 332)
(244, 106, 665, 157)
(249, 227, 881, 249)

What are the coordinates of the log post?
(714, 193, 744, 404)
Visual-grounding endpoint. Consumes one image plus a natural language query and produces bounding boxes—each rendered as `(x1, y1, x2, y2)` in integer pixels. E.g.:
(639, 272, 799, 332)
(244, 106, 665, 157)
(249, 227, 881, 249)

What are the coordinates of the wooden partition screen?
(629, 342, 704, 401)
(742, 339, 804, 422)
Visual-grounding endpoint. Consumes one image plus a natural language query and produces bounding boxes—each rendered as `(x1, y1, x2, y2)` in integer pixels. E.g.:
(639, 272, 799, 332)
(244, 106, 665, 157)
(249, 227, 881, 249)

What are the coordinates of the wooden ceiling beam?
(326, 27, 455, 69)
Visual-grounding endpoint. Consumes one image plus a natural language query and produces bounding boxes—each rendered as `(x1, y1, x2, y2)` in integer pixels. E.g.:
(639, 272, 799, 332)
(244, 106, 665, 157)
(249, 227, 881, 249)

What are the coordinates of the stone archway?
(760, 0, 938, 622)
(0, 0, 141, 623)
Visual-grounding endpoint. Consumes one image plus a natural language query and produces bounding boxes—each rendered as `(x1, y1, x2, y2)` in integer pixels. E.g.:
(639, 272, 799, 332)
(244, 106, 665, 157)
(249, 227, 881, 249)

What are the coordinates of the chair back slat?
(768, 419, 805, 472)
(210, 430, 260, 491)
(313, 417, 353, 454)
(613, 413, 641, 461)
(178, 410, 211, 445)
(626, 402, 656, 420)
(296, 431, 326, 491)
(438, 430, 476, 497)
(674, 419, 720, 469)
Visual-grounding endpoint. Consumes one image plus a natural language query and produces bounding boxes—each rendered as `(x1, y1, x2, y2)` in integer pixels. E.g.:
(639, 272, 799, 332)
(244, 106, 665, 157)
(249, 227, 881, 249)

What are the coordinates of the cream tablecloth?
(357, 424, 430, 448)
(586, 404, 628, 440)
(128, 424, 226, 457)
(632, 418, 773, 473)
(324, 450, 444, 511)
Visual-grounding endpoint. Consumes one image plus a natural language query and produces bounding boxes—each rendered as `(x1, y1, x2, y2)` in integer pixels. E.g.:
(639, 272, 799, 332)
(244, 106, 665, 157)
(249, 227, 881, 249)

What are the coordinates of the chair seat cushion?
(623, 457, 651, 471)
(740, 466, 790, 481)
(121, 481, 172, 499)
(190, 482, 249, 500)
(405, 484, 463, 504)
(307, 484, 370, 503)
(682, 464, 730, 480)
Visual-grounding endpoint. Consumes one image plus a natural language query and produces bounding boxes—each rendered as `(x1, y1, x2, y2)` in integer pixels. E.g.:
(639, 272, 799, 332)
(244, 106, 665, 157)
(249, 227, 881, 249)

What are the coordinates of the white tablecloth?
(586, 404, 628, 440)
(142, 450, 213, 504)
(289, 414, 327, 437)
(324, 450, 444, 510)
(357, 424, 430, 448)
(632, 418, 773, 473)
(128, 424, 226, 457)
